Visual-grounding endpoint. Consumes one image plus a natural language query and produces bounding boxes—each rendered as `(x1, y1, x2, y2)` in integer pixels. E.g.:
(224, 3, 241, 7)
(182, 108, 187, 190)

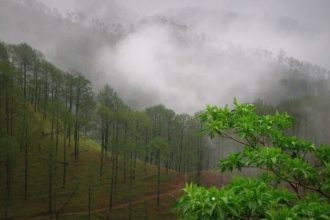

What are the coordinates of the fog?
(1, 0, 329, 113)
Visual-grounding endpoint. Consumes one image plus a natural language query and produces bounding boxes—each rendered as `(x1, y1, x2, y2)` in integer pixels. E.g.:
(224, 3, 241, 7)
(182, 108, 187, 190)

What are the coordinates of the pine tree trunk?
(157, 149, 161, 211)
(24, 115, 28, 201)
(48, 148, 53, 216)
(128, 151, 133, 220)
(88, 179, 91, 220)
(4, 154, 11, 220)
(109, 155, 115, 212)
(100, 129, 104, 181)
(62, 128, 67, 189)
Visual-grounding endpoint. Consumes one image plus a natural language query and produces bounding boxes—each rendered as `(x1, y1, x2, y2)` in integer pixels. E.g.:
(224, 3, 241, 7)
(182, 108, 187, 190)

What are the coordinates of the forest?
(0, 41, 212, 219)
(1, 40, 330, 219)
(1, 0, 330, 219)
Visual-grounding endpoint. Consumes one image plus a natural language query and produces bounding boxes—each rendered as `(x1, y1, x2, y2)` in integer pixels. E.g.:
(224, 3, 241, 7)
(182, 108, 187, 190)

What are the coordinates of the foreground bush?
(176, 100, 330, 219)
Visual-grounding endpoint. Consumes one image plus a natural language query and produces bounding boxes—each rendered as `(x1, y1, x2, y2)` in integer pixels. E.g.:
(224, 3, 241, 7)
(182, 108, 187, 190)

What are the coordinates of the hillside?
(1, 2, 330, 218)
(0, 100, 184, 220)
(0, 41, 204, 220)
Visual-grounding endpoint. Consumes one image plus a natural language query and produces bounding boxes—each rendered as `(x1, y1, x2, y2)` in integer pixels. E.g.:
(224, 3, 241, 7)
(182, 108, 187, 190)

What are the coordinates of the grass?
(1, 138, 184, 219)
(103, 196, 177, 220)
(0, 109, 185, 220)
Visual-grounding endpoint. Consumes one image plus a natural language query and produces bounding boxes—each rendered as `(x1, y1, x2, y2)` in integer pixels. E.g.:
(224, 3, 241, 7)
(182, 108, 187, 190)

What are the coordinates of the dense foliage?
(176, 100, 330, 219)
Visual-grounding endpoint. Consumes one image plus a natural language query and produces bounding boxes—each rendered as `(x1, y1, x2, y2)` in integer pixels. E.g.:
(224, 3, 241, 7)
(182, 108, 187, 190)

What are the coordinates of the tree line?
(0, 41, 210, 218)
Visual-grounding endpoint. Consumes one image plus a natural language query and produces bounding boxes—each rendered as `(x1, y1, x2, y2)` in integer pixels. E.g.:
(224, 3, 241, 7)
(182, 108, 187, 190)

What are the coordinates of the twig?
(221, 133, 248, 146)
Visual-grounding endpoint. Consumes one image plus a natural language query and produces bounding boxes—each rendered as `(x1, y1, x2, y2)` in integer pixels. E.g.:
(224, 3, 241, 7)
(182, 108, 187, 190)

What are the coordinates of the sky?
(40, 0, 330, 27)
(1, 0, 330, 113)
(37, 0, 330, 70)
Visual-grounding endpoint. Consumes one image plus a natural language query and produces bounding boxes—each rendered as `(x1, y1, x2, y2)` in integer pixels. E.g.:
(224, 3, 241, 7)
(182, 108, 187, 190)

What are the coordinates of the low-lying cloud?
(97, 22, 277, 113)
(1, 0, 330, 113)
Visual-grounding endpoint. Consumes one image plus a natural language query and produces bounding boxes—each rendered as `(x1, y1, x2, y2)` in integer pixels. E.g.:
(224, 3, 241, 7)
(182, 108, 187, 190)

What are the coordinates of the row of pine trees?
(0, 42, 210, 219)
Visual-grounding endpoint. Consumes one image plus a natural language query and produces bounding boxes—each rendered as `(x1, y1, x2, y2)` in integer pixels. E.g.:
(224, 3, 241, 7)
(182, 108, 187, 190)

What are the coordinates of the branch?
(221, 133, 249, 146)
(257, 136, 266, 146)
(239, 165, 330, 200)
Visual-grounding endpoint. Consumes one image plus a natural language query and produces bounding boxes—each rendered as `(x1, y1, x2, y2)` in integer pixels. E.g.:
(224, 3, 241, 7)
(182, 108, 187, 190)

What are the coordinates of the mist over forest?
(1, 0, 330, 112)
(0, 0, 330, 219)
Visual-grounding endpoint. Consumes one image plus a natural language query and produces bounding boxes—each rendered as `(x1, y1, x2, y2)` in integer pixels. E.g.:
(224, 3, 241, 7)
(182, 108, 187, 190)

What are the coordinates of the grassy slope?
(0, 108, 184, 220)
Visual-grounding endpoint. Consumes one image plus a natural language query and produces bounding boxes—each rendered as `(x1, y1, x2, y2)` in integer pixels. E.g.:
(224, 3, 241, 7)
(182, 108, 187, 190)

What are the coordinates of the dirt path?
(26, 174, 187, 220)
